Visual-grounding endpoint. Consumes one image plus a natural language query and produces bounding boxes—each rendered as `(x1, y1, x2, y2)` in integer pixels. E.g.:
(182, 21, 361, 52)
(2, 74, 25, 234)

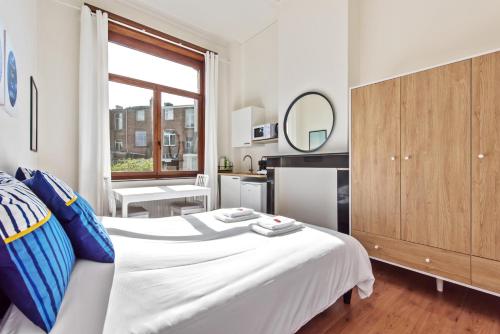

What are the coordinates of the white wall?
(37, 0, 80, 187)
(225, 0, 350, 173)
(352, 0, 500, 86)
(219, 42, 244, 171)
(0, 0, 39, 175)
(34, 0, 231, 188)
(227, 23, 279, 172)
(348, 0, 361, 87)
(220, 0, 349, 228)
(278, 0, 349, 155)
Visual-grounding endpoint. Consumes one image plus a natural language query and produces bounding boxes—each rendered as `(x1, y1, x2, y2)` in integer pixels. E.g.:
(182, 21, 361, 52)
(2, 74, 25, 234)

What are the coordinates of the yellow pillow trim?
(65, 196, 78, 206)
(4, 212, 52, 244)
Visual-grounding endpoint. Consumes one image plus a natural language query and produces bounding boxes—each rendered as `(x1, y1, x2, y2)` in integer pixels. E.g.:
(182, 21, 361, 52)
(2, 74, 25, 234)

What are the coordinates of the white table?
(113, 185, 211, 218)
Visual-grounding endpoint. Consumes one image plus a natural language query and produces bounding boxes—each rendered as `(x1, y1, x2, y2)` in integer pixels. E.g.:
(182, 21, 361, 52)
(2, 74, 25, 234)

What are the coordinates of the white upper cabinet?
(231, 106, 264, 148)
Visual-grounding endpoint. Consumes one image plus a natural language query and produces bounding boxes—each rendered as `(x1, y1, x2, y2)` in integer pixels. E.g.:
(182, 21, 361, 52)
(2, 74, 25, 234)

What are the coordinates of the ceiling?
(120, 0, 280, 44)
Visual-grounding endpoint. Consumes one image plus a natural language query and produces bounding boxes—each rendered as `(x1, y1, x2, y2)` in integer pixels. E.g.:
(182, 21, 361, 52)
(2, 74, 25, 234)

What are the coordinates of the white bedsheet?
(0, 211, 374, 334)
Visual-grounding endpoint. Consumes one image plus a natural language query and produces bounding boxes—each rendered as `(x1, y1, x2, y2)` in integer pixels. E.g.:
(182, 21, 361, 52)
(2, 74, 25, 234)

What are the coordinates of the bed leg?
(343, 289, 353, 305)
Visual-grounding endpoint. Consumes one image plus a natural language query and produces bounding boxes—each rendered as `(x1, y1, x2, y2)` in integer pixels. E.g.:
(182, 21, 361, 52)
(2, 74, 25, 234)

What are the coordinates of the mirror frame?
(283, 91, 335, 153)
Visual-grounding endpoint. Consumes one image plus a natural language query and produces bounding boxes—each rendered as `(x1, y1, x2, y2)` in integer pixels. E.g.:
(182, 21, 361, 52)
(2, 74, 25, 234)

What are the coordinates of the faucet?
(243, 155, 254, 174)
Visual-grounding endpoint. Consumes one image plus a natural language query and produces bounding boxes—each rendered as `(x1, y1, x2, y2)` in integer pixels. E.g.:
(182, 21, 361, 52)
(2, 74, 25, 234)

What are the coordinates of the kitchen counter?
(218, 172, 267, 179)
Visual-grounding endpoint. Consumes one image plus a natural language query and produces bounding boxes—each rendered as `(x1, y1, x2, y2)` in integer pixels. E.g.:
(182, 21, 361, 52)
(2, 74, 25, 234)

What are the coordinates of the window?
(185, 136, 194, 154)
(109, 82, 154, 173)
(109, 42, 199, 93)
(185, 108, 195, 128)
(136, 109, 145, 121)
(163, 130, 176, 147)
(114, 139, 124, 151)
(164, 106, 174, 120)
(107, 17, 205, 179)
(114, 112, 123, 130)
(135, 131, 147, 147)
(160, 93, 198, 171)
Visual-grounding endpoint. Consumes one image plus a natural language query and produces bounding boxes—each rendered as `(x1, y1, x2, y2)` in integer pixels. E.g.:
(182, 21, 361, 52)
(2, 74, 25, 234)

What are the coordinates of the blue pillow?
(24, 171, 114, 263)
(14, 167, 35, 181)
(0, 173, 75, 332)
(0, 290, 10, 320)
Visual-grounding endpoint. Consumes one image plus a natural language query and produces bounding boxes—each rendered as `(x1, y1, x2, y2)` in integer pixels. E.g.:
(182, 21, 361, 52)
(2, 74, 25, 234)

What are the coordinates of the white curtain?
(204, 52, 219, 210)
(78, 6, 110, 215)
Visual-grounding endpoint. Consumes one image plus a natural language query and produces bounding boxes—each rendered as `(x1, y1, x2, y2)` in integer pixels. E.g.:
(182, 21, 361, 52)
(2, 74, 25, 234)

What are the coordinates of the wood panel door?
(472, 51, 500, 261)
(352, 78, 401, 239)
(401, 60, 471, 254)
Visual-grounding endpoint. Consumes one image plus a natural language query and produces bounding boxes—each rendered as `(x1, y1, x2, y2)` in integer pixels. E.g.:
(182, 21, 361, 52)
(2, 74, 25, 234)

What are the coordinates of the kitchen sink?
(241, 176, 267, 183)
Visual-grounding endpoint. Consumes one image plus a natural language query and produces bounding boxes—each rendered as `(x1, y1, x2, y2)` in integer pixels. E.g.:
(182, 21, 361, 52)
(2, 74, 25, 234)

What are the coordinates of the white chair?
(105, 177, 150, 218)
(170, 174, 209, 216)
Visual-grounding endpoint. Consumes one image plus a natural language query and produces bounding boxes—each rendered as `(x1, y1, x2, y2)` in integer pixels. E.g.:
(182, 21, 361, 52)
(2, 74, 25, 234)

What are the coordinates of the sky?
(108, 42, 198, 109)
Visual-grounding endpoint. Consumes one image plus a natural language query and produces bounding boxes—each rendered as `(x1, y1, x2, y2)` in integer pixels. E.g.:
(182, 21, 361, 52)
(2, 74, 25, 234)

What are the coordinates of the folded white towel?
(215, 212, 261, 223)
(257, 216, 296, 230)
(223, 208, 255, 218)
(251, 222, 303, 236)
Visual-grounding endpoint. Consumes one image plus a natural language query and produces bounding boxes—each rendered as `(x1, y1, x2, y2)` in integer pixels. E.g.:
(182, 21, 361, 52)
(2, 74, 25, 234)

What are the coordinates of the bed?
(0, 211, 374, 334)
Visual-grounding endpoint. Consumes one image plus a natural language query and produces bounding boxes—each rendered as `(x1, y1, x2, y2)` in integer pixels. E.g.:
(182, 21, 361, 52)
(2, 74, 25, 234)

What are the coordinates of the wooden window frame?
(108, 22, 205, 180)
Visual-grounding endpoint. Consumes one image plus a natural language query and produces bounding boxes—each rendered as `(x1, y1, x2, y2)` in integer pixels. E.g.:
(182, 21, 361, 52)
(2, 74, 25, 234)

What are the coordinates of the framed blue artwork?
(0, 28, 5, 106)
(5, 32, 16, 116)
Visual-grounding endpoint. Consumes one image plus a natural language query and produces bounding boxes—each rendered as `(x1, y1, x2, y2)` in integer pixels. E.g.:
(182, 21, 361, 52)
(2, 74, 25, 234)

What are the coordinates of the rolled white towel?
(215, 212, 261, 223)
(223, 208, 255, 218)
(251, 222, 303, 236)
(257, 216, 296, 230)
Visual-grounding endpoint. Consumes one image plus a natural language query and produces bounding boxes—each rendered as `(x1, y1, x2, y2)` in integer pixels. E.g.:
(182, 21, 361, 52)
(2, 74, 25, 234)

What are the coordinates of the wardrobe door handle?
(478, 153, 485, 159)
(390, 156, 396, 161)
(404, 155, 412, 160)
(425, 258, 431, 264)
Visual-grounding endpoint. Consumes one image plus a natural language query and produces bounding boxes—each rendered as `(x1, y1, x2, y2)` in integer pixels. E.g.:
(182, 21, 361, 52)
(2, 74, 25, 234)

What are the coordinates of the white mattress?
(0, 211, 374, 334)
(0, 259, 114, 334)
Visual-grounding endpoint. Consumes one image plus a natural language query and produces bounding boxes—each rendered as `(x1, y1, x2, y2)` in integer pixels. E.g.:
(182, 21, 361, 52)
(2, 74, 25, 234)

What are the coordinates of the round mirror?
(284, 92, 335, 152)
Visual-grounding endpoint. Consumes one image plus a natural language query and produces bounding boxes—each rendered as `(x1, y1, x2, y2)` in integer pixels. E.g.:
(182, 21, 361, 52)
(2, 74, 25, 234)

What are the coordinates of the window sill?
(112, 176, 196, 189)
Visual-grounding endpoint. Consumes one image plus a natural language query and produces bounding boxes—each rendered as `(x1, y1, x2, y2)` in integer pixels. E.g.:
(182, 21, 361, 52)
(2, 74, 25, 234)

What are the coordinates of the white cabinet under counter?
(241, 181, 267, 212)
(219, 174, 267, 212)
(220, 175, 241, 208)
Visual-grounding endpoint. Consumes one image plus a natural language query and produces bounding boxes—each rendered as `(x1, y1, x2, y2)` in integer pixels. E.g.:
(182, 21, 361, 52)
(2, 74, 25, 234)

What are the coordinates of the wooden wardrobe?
(351, 50, 500, 294)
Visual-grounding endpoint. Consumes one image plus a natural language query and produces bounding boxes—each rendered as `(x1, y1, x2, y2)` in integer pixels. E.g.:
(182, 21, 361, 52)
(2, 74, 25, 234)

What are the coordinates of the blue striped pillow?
(15, 167, 35, 181)
(0, 172, 75, 332)
(24, 171, 115, 263)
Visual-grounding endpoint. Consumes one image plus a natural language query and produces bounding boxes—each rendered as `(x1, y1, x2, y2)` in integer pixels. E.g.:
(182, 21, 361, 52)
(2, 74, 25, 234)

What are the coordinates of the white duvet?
(0, 211, 374, 334)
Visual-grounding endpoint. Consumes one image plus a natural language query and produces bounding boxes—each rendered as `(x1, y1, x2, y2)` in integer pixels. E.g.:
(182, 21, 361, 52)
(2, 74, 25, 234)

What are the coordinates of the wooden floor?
(297, 260, 500, 334)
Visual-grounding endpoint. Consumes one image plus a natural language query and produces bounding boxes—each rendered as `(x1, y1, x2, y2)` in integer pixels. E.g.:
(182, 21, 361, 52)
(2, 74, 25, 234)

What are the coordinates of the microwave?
(252, 123, 278, 141)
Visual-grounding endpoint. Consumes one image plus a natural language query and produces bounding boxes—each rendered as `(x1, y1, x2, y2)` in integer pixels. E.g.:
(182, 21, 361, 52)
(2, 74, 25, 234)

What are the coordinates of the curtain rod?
(109, 19, 207, 56)
(83, 3, 217, 56)
(50, 0, 229, 63)
(106, 16, 231, 64)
